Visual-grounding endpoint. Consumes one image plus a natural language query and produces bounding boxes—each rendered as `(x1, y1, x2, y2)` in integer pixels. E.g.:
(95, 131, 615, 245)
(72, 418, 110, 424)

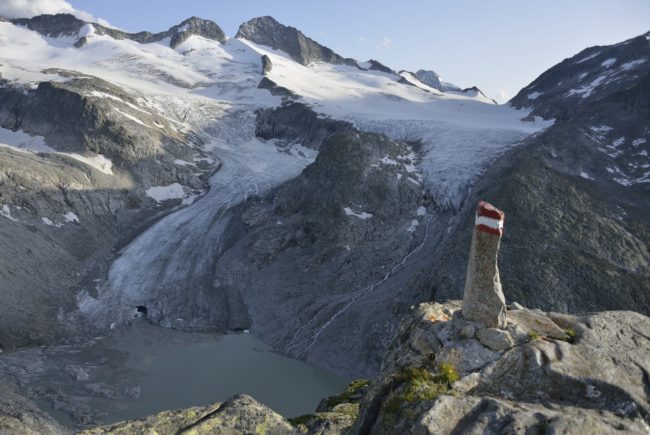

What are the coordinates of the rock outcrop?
(255, 102, 354, 150)
(236, 16, 356, 66)
(360, 60, 396, 75)
(212, 127, 425, 377)
(413, 70, 460, 92)
(350, 302, 650, 434)
(81, 395, 293, 435)
(261, 54, 273, 75)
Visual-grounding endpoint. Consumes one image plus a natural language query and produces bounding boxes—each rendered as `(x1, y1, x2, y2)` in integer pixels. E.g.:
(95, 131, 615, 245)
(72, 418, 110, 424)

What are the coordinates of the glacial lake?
(8, 321, 349, 427)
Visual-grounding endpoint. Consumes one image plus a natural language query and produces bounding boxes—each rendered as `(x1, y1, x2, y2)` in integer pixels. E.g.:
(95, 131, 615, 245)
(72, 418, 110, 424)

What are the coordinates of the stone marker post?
(462, 201, 507, 329)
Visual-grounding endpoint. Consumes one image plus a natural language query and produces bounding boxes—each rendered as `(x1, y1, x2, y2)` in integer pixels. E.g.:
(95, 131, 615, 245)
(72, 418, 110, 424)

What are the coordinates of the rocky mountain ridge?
(8, 13, 226, 49)
(413, 69, 460, 92)
(235, 15, 357, 66)
(510, 31, 650, 119)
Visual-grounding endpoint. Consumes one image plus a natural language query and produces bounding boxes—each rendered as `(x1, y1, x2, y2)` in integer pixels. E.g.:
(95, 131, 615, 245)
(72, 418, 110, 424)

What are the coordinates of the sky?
(2, 0, 649, 103)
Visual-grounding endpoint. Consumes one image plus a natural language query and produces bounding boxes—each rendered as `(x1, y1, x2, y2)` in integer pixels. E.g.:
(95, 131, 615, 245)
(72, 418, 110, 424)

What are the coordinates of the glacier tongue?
(80, 107, 316, 329)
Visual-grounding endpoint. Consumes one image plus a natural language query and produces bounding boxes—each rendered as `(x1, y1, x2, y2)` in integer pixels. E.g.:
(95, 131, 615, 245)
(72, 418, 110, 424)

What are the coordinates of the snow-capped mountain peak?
(235, 15, 357, 67)
(5, 13, 227, 50)
(414, 69, 460, 92)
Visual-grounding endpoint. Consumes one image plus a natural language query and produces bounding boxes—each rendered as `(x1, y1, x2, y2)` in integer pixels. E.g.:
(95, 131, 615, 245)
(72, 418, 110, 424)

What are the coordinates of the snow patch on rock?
(0, 204, 18, 222)
(343, 207, 373, 220)
(64, 212, 80, 223)
(145, 183, 188, 203)
(78, 24, 95, 39)
(62, 153, 114, 175)
(601, 58, 617, 68)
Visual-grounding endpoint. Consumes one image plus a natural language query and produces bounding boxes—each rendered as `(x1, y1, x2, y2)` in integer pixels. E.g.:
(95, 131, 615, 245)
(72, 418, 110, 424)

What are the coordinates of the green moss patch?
(563, 327, 577, 343)
(325, 378, 370, 409)
(380, 364, 459, 428)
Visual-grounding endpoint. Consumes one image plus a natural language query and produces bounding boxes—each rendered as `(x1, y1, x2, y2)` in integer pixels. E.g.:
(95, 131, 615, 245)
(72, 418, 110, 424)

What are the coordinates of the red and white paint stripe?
(475, 200, 505, 236)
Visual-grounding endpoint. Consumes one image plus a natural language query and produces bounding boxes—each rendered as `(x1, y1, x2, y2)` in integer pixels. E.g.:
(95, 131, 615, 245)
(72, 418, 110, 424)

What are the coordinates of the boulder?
(475, 327, 514, 351)
(507, 307, 569, 340)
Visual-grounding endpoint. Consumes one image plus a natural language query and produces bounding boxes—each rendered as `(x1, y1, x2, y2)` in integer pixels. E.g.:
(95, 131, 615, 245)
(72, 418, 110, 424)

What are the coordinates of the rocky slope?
(0, 73, 215, 351)
(510, 31, 650, 119)
(349, 301, 650, 434)
(0, 380, 66, 434)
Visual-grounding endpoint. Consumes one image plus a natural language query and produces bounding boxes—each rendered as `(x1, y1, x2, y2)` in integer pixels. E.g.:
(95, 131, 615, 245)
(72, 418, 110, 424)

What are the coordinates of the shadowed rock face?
(510, 31, 650, 120)
(79, 395, 293, 435)
(10, 13, 85, 37)
(10, 14, 226, 48)
(365, 59, 395, 75)
(236, 16, 356, 66)
(261, 54, 273, 74)
(255, 102, 354, 150)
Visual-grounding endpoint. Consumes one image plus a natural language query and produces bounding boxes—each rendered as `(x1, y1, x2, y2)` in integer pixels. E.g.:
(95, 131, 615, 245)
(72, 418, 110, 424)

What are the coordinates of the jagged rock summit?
(414, 69, 460, 92)
(236, 15, 356, 66)
(9, 13, 226, 48)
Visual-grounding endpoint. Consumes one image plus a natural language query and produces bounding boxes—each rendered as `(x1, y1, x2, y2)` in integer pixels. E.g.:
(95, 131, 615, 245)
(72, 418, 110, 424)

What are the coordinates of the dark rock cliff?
(236, 16, 357, 66)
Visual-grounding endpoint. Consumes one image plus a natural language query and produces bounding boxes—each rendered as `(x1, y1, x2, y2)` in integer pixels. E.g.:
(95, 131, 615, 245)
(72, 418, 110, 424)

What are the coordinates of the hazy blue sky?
(67, 0, 650, 102)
